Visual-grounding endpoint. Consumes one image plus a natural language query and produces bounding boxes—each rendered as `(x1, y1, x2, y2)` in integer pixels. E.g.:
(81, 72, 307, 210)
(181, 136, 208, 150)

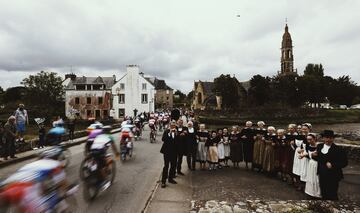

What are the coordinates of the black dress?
(240, 127, 255, 163)
(230, 132, 243, 163)
(186, 128, 197, 170)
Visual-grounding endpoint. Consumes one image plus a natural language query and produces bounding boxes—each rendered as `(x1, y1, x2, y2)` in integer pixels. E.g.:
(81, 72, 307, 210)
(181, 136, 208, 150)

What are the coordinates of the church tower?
(280, 24, 296, 75)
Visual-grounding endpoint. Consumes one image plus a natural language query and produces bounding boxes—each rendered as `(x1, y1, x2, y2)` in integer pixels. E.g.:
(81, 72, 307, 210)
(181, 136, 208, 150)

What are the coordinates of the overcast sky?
(0, 0, 359, 93)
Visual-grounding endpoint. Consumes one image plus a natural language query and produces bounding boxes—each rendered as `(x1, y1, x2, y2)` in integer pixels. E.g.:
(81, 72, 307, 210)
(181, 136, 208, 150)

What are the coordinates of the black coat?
(160, 129, 178, 156)
(186, 128, 197, 150)
(176, 126, 188, 155)
(315, 143, 348, 181)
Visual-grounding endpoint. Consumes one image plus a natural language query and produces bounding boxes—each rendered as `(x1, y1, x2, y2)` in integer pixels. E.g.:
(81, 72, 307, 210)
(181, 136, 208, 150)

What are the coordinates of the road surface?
(0, 127, 163, 213)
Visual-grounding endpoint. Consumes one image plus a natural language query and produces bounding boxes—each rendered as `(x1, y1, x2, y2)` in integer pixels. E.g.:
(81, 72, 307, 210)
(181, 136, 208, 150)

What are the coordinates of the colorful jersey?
(91, 134, 114, 150)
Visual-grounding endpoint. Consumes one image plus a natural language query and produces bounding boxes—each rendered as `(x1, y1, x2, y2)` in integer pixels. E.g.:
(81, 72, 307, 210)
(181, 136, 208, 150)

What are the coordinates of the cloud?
(0, 0, 359, 93)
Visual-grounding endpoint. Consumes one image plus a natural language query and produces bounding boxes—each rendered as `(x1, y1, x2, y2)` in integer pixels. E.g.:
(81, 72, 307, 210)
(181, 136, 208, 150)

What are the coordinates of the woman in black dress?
(186, 121, 197, 170)
(230, 126, 243, 168)
(240, 121, 255, 170)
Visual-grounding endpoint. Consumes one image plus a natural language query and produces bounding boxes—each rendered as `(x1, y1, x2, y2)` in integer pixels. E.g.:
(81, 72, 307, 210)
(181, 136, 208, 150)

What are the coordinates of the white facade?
(112, 65, 155, 118)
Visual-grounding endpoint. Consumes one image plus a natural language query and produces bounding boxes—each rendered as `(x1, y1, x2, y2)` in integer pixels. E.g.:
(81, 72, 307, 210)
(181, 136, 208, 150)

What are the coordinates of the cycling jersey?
(91, 134, 114, 150)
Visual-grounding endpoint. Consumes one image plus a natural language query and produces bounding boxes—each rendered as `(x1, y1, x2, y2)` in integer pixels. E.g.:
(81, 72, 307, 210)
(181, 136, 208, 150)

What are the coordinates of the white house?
(112, 65, 155, 118)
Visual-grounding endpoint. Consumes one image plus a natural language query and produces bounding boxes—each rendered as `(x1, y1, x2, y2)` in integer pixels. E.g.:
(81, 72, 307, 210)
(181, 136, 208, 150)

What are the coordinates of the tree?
(327, 75, 358, 106)
(174, 90, 186, 102)
(2, 86, 26, 104)
(21, 71, 65, 118)
(248, 75, 271, 106)
(272, 75, 302, 107)
(304, 63, 324, 77)
(0, 86, 4, 104)
(213, 74, 243, 109)
(187, 90, 194, 101)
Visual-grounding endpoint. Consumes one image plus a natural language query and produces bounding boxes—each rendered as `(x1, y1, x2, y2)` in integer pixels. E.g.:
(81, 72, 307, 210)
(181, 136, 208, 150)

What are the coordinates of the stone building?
(192, 81, 218, 110)
(279, 23, 297, 76)
(64, 74, 116, 119)
(145, 77, 173, 110)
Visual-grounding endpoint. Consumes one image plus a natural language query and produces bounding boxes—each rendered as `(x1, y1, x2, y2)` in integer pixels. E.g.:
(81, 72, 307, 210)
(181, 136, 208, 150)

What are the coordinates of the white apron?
(305, 150, 321, 198)
(292, 139, 303, 176)
(217, 142, 225, 160)
(300, 144, 309, 182)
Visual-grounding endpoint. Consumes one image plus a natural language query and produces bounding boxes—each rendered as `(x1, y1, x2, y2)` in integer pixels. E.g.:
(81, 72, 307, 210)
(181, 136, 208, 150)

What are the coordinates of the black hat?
(320, 130, 338, 138)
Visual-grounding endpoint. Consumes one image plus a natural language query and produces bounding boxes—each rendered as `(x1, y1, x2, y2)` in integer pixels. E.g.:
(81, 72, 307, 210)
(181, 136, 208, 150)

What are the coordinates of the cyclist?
(0, 158, 75, 212)
(90, 126, 120, 188)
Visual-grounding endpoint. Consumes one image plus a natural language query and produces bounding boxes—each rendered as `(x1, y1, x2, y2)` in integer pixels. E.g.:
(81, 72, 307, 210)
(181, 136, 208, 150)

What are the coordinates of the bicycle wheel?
(106, 158, 116, 184)
(59, 148, 71, 167)
(82, 158, 99, 201)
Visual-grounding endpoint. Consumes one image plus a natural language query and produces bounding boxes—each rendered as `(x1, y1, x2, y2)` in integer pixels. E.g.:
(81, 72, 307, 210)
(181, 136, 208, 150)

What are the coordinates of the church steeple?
(280, 23, 296, 76)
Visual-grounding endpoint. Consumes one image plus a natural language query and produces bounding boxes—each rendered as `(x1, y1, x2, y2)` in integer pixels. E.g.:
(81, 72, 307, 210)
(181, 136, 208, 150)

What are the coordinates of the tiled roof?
(145, 77, 172, 90)
(65, 76, 115, 90)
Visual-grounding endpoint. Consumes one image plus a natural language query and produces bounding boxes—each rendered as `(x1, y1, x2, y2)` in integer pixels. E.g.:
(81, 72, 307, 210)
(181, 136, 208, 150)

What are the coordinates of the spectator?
(186, 121, 197, 171)
(313, 130, 348, 200)
(0, 122, 4, 162)
(14, 103, 28, 139)
(38, 124, 46, 149)
(3, 116, 17, 160)
(160, 121, 178, 188)
(176, 119, 188, 175)
(53, 116, 64, 127)
(67, 118, 75, 141)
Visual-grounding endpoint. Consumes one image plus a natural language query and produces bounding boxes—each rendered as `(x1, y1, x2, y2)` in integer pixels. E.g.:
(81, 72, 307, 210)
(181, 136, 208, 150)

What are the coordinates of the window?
(197, 93, 202, 104)
(142, 83, 147, 90)
(95, 110, 101, 118)
(98, 97, 103, 104)
(103, 110, 108, 117)
(76, 85, 85, 90)
(86, 85, 92, 90)
(93, 85, 102, 90)
(87, 97, 91, 104)
(87, 110, 92, 117)
(119, 108, 125, 117)
(118, 94, 125, 104)
(166, 90, 169, 95)
(141, 94, 148, 104)
(120, 83, 125, 90)
(166, 96, 169, 100)
(75, 97, 80, 105)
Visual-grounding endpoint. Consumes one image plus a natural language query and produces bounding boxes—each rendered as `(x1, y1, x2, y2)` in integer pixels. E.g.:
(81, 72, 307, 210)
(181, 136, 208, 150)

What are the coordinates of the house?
(64, 74, 116, 119)
(112, 65, 155, 118)
(146, 77, 174, 109)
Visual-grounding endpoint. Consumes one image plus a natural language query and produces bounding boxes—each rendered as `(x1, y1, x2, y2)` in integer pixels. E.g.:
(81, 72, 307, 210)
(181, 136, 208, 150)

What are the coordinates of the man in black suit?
(312, 130, 348, 200)
(160, 121, 178, 188)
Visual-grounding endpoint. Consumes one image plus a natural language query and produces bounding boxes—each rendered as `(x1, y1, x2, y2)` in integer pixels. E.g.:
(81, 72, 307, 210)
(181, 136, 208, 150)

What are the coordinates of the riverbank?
(197, 109, 360, 126)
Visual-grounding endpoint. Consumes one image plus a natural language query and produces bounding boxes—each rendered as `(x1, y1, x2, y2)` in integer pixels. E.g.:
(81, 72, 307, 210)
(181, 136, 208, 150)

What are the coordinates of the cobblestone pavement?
(191, 200, 360, 213)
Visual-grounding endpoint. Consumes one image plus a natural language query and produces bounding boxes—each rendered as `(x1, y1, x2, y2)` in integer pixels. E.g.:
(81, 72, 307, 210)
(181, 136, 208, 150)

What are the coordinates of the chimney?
(113, 74, 116, 82)
(126, 64, 140, 75)
(65, 73, 77, 80)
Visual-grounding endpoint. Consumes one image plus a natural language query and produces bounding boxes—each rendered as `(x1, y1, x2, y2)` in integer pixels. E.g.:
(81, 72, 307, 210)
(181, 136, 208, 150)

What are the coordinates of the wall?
(112, 66, 155, 118)
(155, 89, 174, 109)
(65, 90, 112, 119)
(192, 83, 207, 110)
